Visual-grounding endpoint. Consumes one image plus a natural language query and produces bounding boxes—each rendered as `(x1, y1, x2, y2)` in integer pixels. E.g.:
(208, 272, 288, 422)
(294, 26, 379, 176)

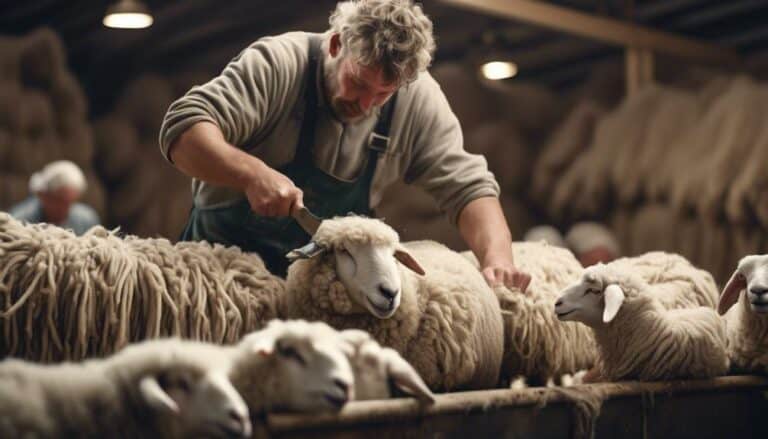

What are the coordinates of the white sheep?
(555, 263, 729, 382)
(0, 338, 251, 438)
(280, 216, 505, 392)
(337, 328, 435, 402)
(717, 254, 768, 373)
(462, 242, 597, 385)
(608, 251, 720, 309)
(228, 319, 355, 414)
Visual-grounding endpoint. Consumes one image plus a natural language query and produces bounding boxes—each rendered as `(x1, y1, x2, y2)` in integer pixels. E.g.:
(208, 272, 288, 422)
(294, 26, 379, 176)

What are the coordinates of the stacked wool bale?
(536, 74, 768, 282)
(0, 212, 284, 363)
(93, 73, 209, 239)
(0, 28, 105, 218)
(376, 61, 563, 247)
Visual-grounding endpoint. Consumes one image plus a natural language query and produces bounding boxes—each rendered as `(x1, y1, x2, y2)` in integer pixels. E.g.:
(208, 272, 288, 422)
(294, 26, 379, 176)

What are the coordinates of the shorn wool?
(0, 213, 284, 362)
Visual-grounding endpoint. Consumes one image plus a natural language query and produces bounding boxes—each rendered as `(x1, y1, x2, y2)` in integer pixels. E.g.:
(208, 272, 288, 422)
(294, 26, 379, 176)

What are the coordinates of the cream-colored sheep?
(281, 216, 504, 392)
(0, 338, 251, 438)
(462, 242, 596, 384)
(337, 328, 434, 402)
(556, 264, 729, 382)
(607, 251, 719, 309)
(717, 255, 768, 374)
(229, 320, 355, 413)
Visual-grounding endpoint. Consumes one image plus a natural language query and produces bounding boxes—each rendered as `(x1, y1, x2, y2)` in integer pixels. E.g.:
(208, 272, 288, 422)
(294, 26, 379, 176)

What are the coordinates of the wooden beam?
(439, 0, 742, 66)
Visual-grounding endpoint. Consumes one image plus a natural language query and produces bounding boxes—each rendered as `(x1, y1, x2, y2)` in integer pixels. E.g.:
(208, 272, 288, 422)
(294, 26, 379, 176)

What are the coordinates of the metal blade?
(292, 207, 322, 236)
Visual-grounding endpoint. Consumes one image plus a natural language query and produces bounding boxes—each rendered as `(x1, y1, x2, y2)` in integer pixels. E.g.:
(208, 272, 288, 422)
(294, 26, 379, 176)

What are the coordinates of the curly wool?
(607, 251, 719, 310)
(312, 215, 400, 250)
(464, 242, 597, 383)
(588, 266, 729, 381)
(284, 235, 503, 392)
(0, 213, 284, 362)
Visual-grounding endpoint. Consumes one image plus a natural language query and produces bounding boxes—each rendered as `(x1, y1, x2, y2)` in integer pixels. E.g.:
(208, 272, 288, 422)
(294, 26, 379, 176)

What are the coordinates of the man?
(159, 0, 530, 291)
(8, 160, 100, 235)
(565, 222, 621, 268)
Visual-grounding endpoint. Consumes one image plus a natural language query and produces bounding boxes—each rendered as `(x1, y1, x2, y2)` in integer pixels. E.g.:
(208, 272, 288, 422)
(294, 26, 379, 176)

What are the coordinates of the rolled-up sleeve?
(405, 76, 500, 225)
(158, 37, 300, 161)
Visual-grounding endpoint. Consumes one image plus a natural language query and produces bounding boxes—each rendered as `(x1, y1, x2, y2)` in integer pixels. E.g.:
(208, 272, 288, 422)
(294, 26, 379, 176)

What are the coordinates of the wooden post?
(626, 47, 655, 95)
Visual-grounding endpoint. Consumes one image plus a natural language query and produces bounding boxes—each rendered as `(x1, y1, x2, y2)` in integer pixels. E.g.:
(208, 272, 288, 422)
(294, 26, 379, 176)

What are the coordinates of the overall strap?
(364, 91, 399, 175)
(294, 35, 323, 168)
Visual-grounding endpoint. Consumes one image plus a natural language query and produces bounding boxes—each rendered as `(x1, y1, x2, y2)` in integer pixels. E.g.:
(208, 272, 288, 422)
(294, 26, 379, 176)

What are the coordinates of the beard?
(331, 99, 373, 123)
(323, 57, 376, 124)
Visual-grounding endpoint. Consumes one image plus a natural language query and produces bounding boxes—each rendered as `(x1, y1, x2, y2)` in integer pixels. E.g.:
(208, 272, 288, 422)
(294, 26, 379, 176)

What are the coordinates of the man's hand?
(457, 197, 531, 293)
(169, 121, 304, 218)
(481, 259, 531, 293)
(244, 162, 304, 217)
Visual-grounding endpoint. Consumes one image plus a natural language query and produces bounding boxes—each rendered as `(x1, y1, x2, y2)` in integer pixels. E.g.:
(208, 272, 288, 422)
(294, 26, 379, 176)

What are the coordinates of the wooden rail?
(265, 376, 768, 438)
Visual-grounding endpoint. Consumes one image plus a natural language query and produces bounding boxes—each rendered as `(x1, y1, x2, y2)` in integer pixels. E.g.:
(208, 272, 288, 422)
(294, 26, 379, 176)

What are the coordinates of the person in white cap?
(7, 160, 100, 235)
(564, 221, 621, 268)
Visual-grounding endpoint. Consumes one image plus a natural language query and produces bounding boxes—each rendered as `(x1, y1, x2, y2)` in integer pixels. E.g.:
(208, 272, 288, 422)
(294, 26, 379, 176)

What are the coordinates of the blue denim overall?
(179, 35, 398, 276)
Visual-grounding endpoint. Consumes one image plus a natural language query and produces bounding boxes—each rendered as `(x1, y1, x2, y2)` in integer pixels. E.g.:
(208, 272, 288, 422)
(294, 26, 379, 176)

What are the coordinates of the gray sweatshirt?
(159, 32, 499, 224)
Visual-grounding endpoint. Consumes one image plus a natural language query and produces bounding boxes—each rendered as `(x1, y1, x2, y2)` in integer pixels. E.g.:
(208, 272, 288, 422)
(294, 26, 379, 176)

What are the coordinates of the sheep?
(336, 328, 435, 402)
(0, 338, 251, 438)
(280, 216, 505, 392)
(461, 242, 596, 385)
(717, 255, 768, 374)
(555, 264, 729, 382)
(607, 251, 720, 310)
(228, 319, 356, 414)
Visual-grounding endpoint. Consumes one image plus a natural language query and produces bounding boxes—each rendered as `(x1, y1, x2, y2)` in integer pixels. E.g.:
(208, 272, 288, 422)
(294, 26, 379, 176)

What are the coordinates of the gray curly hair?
(329, 0, 436, 83)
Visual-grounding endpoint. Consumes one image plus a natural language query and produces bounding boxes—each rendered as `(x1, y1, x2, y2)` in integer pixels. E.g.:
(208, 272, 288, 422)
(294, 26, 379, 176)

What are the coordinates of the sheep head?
(112, 340, 251, 438)
(234, 320, 355, 412)
(287, 216, 425, 319)
(554, 264, 629, 327)
(719, 254, 768, 315)
(338, 329, 435, 403)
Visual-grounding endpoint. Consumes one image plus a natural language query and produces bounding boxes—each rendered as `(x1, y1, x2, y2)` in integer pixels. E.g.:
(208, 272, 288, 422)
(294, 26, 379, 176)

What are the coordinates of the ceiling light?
(103, 0, 154, 29)
(480, 61, 518, 80)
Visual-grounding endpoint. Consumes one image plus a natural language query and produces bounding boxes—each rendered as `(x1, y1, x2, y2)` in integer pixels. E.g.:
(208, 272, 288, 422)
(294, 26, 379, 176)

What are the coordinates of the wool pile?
(0, 213, 284, 362)
(535, 74, 768, 282)
(93, 73, 211, 239)
(0, 27, 105, 217)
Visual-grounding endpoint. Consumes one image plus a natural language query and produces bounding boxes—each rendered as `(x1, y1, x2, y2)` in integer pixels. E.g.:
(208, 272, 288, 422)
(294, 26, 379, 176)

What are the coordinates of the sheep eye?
(176, 375, 192, 393)
(277, 342, 307, 366)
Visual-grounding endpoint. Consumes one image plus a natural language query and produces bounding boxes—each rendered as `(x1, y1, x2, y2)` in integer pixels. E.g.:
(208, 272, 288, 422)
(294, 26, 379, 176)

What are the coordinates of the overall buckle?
(369, 132, 390, 152)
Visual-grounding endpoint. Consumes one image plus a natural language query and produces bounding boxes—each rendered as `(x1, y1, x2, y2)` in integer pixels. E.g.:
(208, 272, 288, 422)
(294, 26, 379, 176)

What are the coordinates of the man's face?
(326, 35, 400, 123)
(38, 186, 80, 225)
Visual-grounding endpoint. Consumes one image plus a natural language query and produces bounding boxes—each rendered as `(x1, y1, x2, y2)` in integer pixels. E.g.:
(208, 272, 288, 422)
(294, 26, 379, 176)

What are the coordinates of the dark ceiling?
(2, 0, 767, 116)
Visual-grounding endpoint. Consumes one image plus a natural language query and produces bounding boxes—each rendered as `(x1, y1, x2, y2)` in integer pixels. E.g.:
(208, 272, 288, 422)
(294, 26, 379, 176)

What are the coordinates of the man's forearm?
(168, 121, 266, 191)
(457, 196, 514, 266)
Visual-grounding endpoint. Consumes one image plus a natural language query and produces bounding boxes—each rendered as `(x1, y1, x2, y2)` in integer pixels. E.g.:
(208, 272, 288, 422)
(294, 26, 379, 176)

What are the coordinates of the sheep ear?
(387, 355, 435, 404)
(139, 376, 180, 414)
(286, 241, 326, 261)
(394, 245, 425, 275)
(719, 270, 746, 315)
(602, 284, 625, 323)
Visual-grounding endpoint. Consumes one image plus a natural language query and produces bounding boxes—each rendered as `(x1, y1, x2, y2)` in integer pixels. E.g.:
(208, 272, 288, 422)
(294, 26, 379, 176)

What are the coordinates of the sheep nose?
(227, 409, 251, 437)
(555, 299, 563, 308)
(750, 286, 768, 296)
(333, 378, 350, 398)
(378, 285, 399, 299)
